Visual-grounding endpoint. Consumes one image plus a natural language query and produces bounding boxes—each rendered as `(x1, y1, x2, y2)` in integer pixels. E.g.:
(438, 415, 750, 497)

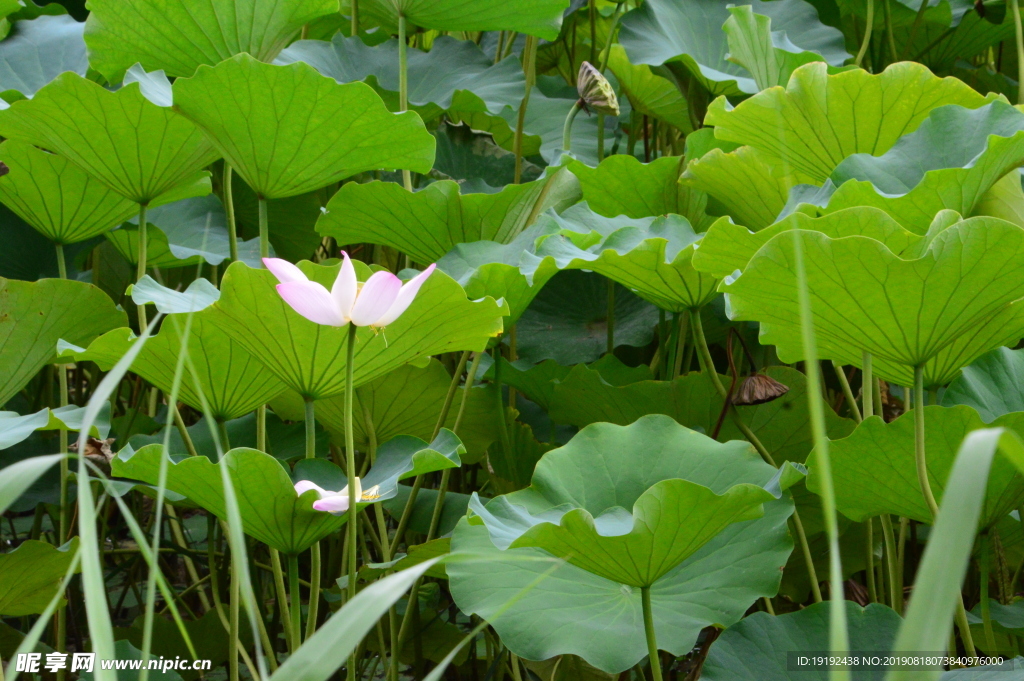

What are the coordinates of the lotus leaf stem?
(865, 517, 877, 602)
(832, 361, 861, 422)
(304, 398, 315, 460)
(862, 352, 874, 419)
(562, 100, 583, 152)
(913, 366, 940, 518)
(980, 533, 998, 652)
(287, 552, 301, 651)
(513, 35, 538, 184)
(883, 0, 897, 62)
(350, 0, 358, 35)
(257, 198, 269, 260)
(137, 204, 149, 328)
(880, 514, 901, 611)
(855, 0, 874, 67)
(793, 509, 823, 603)
(1011, 0, 1024, 104)
(641, 586, 663, 681)
(305, 541, 321, 641)
(229, 562, 239, 681)
(256, 405, 266, 452)
(398, 14, 413, 193)
(223, 164, 238, 262)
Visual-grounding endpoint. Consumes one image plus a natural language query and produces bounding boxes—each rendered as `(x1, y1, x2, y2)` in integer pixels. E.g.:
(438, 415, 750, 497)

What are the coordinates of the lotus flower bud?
(577, 61, 620, 116)
(732, 373, 789, 406)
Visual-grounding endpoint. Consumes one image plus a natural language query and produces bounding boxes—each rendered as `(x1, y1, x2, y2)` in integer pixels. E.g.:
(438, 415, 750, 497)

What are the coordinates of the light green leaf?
(605, 45, 691, 133)
(206, 260, 506, 400)
(705, 61, 994, 183)
(0, 15, 86, 99)
(173, 54, 434, 200)
(722, 219, 1024, 387)
(1, 404, 110, 449)
(0, 538, 79, 616)
(84, 0, 338, 81)
(723, 4, 829, 92)
(0, 453, 63, 516)
(0, 73, 219, 206)
(942, 347, 1024, 422)
(129, 276, 219, 314)
(0, 277, 126, 407)
(357, 0, 569, 39)
(317, 168, 581, 265)
(808, 406, 1024, 528)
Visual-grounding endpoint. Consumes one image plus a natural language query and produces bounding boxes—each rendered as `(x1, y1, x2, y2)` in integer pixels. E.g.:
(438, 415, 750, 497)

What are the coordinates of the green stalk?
(981, 533, 997, 653)
(607, 280, 615, 355)
(256, 405, 266, 452)
(270, 548, 292, 650)
(832, 362, 861, 422)
(914, 366, 940, 518)
(55, 242, 67, 280)
(137, 203, 149, 328)
(880, 514, 902, 611)
(862, 352, 874, 419)
(1011, 0, 1024, 104)
(172, 403, 199, 458)
(350, 0, 358, 35)
(55, 250, 69, 678)
(641, 587, 663, 681)
(343, 323, 359, 681)
(304, 398, 316, 460)
(398, 14, 413, 193)
(287, 553, 301, 651)
(597, 112, 606, 162)
(900, 0, 930, 60)
(230, 562, 240, 681)
(791, 232, 849, 680)
(793, 510, 823, 603)
(562, 101, 583, 152)
(855, 0, 875, 67)
(513, 36, 538, 184)
(866, 518, 877, 603)
(223, 164, 238, 263)
(257, 198, 269, 260)
(305, 541, 321, 640)
(883, 0, 898, 62)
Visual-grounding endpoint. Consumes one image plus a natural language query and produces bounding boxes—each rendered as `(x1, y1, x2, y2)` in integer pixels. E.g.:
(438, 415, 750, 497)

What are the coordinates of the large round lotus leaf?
(84, 0, 338, 81)
(0, 277, 126, 407)
(807, 405, 1024, 528)
(355, 0, 569, 40)
(722, 218, 1024, 388)
(60, 312, 287, 422)
(0, 140, 137, 246)
(317, 168, 581, 265)
(206, 260, 506, 401)
(450, 416, 794, 673)
(0, 537, 79, 616)
(173, 55, 434, 201)
(705, 61, 993, 183)
(0, 73, 219, 206)
(702, 601, 902, 681)
(942, 347, 1024, 422)
(0, 15, 87, 99)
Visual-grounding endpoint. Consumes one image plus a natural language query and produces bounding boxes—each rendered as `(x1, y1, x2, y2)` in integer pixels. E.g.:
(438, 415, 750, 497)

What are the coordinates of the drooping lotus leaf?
(450, 415, 795, 673)
(702, 601, 902, 681)
(705, 61, 994, 183)
(941, 347, 1024, 422)
(913, 9, 1015, 73)
(0, 73, 218, 206)
(0, 15, 87, 99)
(807, 405, 1024, 528)
(722, 218, 1024, 388)
(605, 45, 692, 133)
(819, 101, 1024, 233)
(316, 168, 581, 264)
(0, 404, 108, 450)
(528, 204, 719, 312)
(59, 313, 288, 422)
(568, 155, 712, 229)
(0, 538, 79, 616)
(173, 55, 434, 200)
(128, 276, 220, 315)
(206, 260, 506, 401)
(276, 35, 525, 122)
(432, 121, 543, 191)
(619, 0, 848, 96)
(355, 0, 569, 40)
(84, 0, 338, 81)
(0, 140, 137, 245)
(0, 277, 126, 407)
(312, 359, 499, 462)
(692, 207, 921, 279)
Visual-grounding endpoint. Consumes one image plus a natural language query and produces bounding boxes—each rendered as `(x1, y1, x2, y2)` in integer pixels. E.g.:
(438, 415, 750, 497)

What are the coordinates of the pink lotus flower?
(263, 253, 435, 328)
(294, 478, 381, 515)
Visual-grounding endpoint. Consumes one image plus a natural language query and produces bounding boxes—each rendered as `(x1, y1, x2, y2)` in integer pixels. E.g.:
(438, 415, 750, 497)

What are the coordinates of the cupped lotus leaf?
(173, 55, 434, 200)
(529, 206, 719, 312)
(206, 260, 506, 400)
(355, 0, 569, 40)
(0, 73, 218, 206)
(0, 538, 79, 615)
(605, 45, 692, 133)
(84, 0, 338, 81)
(277, 35, 525, 121)
(316, 168, 581, 264)
(59, 313, 288, 422)
(568, 155, 712, 229)
(807, 405, 1024, 527)
(705, 61, 994, 183)
(702, 601, 902, 681)
(0, 15, 86, 99)
(822, 101, 1024, 232)
(942, 347, 1024, 422)
(312, 359, 499, 462)
(450, 415, 795, 673)
(692, 207, 920, 279)
(722, 219, 1024, 388)
(619, 0, 847, 97)
(0, 140, 137, 245)
(0, 277, 126, 407)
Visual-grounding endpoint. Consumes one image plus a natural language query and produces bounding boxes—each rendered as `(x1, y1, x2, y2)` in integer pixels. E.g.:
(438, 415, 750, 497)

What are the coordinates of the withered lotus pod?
(577, 61, 620, 116)
(731, 373, 789, 406)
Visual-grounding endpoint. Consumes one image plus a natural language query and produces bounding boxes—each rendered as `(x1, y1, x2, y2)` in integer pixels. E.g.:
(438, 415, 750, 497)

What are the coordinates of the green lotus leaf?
(311, 359, 499, 462)
(0, 538, 79, 616)
(605, 45, 691, 133)
(820, 101, 1024, 232)
(722, 218, 1024, 388)
(173, 54, 434, 200)
(450, 415, 795, 673)
(511, 270, 660, 365)
(356, 0, 569, 40)
(913, 9, 1015, 73)
(702, 601, 902, 681)
(0, 404, 108, 449)
(692, 207, 920, 279)
(432, 121, 543, 191)
(807, 405, 1024, 527)
(568, 155, 712, 229)
(0, 15, 86, 99)
(276, 35, 525, 122)
(105, 196, 263, 269)
(705, 61, 994, 183)
(316, 168, 580, 264)
(619, 0, 848, 97)
(60, 312, 287, 422)
(0, 277, 126, 407)
(206, 260, 506, 400)
(942, 347, 1024, 422)
(484, 358, 574, 412)
(0, 140, 137, 246)
(529, 204, 719, 312)
(84, 0, 338, 81)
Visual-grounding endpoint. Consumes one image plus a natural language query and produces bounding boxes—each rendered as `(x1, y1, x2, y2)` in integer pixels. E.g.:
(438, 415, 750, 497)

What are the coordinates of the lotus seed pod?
(577, 61, 620, 116)
(732, 373, 790, 405)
